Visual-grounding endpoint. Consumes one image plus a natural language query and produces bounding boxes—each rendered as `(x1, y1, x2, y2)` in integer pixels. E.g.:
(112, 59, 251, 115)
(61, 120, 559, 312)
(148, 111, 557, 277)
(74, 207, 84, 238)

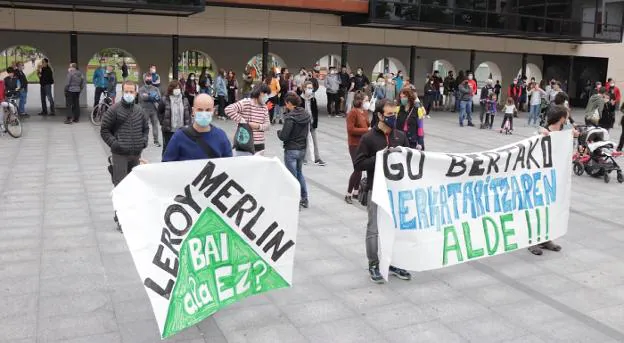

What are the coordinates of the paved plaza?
(1, 104, 624, 343)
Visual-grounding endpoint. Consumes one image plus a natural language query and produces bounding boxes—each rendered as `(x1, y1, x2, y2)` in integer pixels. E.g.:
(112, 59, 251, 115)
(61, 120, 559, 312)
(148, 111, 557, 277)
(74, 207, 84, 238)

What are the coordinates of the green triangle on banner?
(162, 208, 289, 338)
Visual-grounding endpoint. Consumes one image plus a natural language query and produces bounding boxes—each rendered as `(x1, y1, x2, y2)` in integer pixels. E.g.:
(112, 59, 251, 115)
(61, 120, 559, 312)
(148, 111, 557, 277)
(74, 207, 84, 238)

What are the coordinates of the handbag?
(233, 122, 255, 154)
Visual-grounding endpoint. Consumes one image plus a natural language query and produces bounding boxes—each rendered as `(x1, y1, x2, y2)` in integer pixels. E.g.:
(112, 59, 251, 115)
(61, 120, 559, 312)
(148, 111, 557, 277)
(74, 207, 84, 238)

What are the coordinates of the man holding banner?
(354, 98, 412, 283)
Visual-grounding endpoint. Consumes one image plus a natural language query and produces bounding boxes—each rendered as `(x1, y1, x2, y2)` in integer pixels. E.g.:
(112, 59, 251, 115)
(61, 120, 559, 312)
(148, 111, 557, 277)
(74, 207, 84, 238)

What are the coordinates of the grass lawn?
(0, 55, 21, 72)
(85, 67, 139, 84)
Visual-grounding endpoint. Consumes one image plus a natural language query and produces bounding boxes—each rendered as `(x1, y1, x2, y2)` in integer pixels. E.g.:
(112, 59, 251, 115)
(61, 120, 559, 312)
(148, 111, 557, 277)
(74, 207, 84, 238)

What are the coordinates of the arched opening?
(314, 54, 350, 109)
(516, 63, 543, 83)
(86, 48, 140, 106)
(372, 57, 406, 80)
(245, 53, 287, 82)
(432, 59, 456, 78)
(0, 45, 52, 115)
(169, 49, 217, 83)
(474, 61, 502, 103)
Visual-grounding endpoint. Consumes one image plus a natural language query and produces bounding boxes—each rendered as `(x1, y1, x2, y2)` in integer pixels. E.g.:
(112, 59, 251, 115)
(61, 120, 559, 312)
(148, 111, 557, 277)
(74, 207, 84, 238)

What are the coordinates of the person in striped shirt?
(225, 84, 272, 154)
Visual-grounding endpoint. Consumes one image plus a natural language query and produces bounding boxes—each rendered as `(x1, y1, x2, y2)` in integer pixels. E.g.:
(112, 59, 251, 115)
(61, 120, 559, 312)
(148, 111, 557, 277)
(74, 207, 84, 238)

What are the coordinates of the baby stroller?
(573, 125, 624, 183)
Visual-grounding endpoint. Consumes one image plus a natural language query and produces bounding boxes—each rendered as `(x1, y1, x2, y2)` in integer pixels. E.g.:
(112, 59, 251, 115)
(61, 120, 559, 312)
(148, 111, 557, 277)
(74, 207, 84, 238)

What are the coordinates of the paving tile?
(384, 320, 466, 343)
(281, 298, 356, 327)
(299, 317, 384, 342)
(448, 314, 527, 342)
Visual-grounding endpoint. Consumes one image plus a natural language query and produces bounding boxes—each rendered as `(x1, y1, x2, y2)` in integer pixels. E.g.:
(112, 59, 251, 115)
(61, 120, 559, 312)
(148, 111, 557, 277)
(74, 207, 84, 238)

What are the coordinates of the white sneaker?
(426, 115, 431, 119)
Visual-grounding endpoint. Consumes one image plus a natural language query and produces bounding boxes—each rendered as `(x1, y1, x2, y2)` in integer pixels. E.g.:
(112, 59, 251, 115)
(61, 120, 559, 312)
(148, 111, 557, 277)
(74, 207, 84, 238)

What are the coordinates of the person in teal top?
(394, 71, 404, 96)
(93, 58, 109, 107)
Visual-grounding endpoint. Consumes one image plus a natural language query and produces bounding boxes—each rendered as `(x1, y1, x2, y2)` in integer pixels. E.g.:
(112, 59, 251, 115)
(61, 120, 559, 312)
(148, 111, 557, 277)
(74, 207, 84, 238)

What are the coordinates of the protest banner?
(112, 157, 300, 338)
(373, 131, 573, 279)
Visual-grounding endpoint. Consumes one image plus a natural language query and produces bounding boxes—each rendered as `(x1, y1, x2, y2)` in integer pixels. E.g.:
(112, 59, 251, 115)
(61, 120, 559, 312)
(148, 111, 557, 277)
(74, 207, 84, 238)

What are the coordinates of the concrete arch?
(245, 52, 287, 81)
(475, 61, 502, 87)
(84, 47, 142, 106)
(170, 49, 218, 80)
(517, 63, 543, 83)
(372, 57, 407, 80)
(432, 59, 456, 78)
(315, 54, 350, 76)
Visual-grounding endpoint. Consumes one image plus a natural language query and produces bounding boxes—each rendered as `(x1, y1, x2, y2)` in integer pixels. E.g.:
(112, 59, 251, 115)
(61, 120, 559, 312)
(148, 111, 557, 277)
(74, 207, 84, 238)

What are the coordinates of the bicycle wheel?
(91, 104, 104, 126)
(5, 111, 22, 138)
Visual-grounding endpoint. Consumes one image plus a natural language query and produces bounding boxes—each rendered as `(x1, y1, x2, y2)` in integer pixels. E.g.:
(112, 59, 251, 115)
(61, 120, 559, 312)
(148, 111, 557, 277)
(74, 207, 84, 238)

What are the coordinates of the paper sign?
(112, 157, 300, 338)
(373, 131, 573, 278)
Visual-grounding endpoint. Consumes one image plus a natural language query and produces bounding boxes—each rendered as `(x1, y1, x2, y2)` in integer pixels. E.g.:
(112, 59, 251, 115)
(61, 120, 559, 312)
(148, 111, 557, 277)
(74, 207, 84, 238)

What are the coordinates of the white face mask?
(190, 77, 195, 81)
(363, 101, 371, 111)
(173, 88, 181, 96)
(305, 88, 313, 96)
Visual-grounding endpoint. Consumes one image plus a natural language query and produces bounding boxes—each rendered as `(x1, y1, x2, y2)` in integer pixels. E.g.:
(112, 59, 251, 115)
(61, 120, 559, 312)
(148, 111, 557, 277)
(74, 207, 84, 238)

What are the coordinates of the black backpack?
(358, 178, 368, 206)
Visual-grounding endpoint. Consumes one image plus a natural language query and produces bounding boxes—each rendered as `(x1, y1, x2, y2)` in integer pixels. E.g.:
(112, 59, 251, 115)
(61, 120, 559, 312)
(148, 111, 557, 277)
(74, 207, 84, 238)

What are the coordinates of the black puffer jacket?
(100, 101, 149, 156)
(278, 107, 310, 150)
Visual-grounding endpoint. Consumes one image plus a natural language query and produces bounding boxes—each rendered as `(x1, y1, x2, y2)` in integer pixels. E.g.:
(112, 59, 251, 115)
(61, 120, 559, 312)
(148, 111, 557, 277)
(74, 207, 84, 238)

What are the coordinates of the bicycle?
(91, 90, 114, 126)
(1, 92, 23, 138)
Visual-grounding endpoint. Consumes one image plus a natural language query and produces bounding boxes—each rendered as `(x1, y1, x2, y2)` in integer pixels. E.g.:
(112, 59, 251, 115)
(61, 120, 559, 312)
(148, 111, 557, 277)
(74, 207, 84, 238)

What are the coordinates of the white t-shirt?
(504, 105, 516, 114)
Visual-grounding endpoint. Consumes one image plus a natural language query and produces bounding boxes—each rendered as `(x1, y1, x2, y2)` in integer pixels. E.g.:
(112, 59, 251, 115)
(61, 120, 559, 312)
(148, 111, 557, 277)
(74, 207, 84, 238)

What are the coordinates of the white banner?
(373, 131, 573, 279)
(112, 157, 300, 338)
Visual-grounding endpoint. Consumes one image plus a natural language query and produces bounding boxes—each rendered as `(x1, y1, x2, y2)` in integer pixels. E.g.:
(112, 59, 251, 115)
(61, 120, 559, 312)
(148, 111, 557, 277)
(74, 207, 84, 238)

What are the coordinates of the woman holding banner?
(528, 105, 566, 256)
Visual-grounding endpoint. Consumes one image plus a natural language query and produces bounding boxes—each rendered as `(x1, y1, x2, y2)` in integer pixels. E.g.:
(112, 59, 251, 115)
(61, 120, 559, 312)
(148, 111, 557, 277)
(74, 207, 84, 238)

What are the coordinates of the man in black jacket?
(15, 62, 29, 116)
(354, 98, 412, 284)
(278, 92, 311, 209)
(479, 79, 493, 127)
(38, 58, 55, 116)
(100, 80, 149, 232)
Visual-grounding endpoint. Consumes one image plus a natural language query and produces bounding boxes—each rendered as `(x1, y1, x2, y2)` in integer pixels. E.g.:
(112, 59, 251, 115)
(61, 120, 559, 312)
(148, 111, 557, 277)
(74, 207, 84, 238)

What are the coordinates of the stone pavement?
(1, 106, 624, 343)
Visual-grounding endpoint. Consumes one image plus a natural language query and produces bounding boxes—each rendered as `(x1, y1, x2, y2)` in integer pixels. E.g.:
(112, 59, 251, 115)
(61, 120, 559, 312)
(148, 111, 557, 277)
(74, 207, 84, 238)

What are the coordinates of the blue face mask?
(382, 115, 396, 128)
(122, 93, 135, 104)
(195, 111, 213, 127)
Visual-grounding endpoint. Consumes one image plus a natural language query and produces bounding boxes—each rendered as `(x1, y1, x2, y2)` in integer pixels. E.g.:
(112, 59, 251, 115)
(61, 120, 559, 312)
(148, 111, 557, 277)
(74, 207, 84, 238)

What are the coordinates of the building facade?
(1, 0, 622, 107)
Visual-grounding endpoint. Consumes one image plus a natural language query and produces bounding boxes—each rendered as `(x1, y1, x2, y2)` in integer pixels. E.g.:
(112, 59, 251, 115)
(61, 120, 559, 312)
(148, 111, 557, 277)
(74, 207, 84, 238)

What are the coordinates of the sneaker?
(528, 245, 543, 255)
(299, 198, 309, 209)
(38, 112, 46, 116)
(368, 264, 385, 284)
(154, 141, 161, 147)
(467, 122, 475, 127)
(426, 115, 431, 119)
(314, 159, 327, 166)
(539, 241, 561, 252)
(64, 119, 73, 124)
(389, 265, 411, 280)
(345, 195, 353, 204)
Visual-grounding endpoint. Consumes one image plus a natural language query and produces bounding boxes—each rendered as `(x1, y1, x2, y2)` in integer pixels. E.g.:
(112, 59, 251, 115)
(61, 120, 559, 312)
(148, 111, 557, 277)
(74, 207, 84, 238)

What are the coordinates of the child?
(500, 97, 516, 134)
(485, 94, 497, 129)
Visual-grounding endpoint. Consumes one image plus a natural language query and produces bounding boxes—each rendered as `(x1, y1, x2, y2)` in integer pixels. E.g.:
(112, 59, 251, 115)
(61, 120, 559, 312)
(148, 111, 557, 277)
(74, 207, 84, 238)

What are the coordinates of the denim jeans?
(459, 100, 473, 125)
(18, 89, 27, 114)
(284, 149, 308, 200)
(40, 84, 55, 114)
(529, 104, 540, 126)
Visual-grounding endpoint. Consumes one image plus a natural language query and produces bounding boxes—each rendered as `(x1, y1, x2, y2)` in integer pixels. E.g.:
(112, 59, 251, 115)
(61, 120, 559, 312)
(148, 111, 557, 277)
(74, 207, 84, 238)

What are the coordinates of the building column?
(70, 31, 78, 63)
(172, 35, 179, 80)
(262, 38, 269, 78)
(409, 46, 416, 82)
(341, 42, 348, 68)
(521, 53, 527, 79)
(469, 50, 476, 73)
(568, 56, 575, 102)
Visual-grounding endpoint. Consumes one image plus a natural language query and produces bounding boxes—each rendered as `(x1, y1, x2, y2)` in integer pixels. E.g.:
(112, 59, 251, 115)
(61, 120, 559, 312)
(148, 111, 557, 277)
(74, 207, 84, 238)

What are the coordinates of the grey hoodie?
(65, 69, 85, 93)
(326, 73, 340, 94)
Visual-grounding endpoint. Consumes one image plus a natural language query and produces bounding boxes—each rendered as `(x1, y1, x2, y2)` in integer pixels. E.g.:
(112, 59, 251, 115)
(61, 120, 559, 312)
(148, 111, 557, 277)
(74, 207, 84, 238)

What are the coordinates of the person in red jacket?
(606, 78, 621, 105)
(467, 72, 477, 96)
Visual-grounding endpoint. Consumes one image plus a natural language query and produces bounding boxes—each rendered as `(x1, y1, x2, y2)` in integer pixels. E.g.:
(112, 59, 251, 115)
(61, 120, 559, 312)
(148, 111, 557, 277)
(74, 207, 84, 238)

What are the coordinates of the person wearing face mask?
(345, 91, 370, 204)
(225, 84, 271, 154)
(373, 76, 386, 103)
(605, 78, 621, 106)
(508, 79, 522, 114)
(458, 78, 474, 127)
(105, 65, 117, 104)
(277, 92, 311, 209)
(339, 66, 350, 114)
(351, 67, 370, 93)
(163, 94, 232, 162)
(397, 88, 425, 150)
(301, 81, 327, 166)
(100, 80, 149, 231)
(158, 80, 191, 156)
(527, 106, 565, 256)
(423, 77, 436, 118)
(584, 87, 608, 125)
(466, 72, 477, 97)
(64, 63, 86, 124)
(354, 98, 412, 283)
(325, 67, 341, 117)
(148, 64, 161, 89)
(214, 69, 228, 120)
(139, 75, 162, 147)
(185, 72, 198, 108)
(93, 58, 109, 109)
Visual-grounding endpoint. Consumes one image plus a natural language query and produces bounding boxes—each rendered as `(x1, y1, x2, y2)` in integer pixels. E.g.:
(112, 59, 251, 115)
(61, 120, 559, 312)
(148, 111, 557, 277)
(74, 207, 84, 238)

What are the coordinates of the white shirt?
(529, 89, 546, 106)
(504, 104, 516, 114)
